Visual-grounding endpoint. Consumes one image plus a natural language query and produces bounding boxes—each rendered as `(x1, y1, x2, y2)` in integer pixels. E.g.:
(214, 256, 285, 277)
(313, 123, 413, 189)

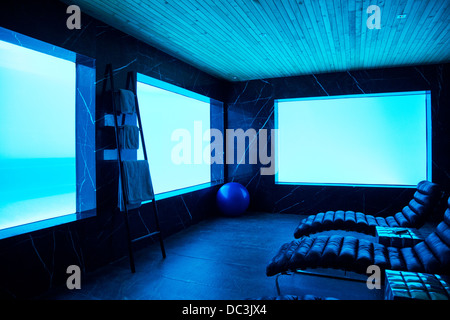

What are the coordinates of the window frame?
(136, 72, 224, 200)
(0, 26, 96, 239)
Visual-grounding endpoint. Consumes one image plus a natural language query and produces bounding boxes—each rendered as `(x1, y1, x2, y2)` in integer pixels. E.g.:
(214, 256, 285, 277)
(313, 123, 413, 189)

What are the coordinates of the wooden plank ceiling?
(65, 0, 450, 81)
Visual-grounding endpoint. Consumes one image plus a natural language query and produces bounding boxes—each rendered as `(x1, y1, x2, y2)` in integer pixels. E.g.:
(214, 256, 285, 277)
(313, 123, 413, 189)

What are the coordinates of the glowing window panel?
(275, 91, 431, 187)
(136, 73, 212, 197)
(0, 40, 76, 230)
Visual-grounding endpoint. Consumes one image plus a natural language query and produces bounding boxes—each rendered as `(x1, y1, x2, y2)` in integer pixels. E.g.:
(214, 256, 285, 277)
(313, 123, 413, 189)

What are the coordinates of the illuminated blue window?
(0, 27, 96, 235)
(275, 91, 432, 187)
(136, 73, 223, 199)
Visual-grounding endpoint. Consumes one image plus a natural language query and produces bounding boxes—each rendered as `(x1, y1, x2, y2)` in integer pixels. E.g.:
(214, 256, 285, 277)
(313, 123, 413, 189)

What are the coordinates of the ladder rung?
(131, 231, 161, 243)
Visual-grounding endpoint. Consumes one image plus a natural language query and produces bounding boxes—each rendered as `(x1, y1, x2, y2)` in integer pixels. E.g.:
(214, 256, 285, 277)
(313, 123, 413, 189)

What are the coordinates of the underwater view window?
(275, 91, 431, 187)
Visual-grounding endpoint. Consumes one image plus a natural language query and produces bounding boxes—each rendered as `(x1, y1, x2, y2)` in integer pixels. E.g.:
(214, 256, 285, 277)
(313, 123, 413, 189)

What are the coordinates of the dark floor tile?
(38, 212, 385, 300)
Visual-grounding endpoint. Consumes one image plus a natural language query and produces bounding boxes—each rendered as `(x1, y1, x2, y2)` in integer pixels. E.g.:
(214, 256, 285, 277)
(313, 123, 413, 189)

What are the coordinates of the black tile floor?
(38, 212, 384, 300)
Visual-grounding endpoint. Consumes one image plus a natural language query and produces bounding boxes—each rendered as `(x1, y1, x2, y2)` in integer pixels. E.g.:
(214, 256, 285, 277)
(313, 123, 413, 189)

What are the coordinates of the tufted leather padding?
(294, 181, 441, 238)
(266, 196, 450, 277)
(384, 270, 450, 300)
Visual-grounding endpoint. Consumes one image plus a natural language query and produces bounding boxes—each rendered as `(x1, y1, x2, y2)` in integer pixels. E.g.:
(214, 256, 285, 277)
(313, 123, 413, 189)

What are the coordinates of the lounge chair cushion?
(267, 204, 450, 277)
(294, 181, 441, 238)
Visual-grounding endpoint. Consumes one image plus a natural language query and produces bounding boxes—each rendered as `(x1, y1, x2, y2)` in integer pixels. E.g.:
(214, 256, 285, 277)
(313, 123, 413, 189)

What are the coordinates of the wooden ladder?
(102, 64, 166, 273)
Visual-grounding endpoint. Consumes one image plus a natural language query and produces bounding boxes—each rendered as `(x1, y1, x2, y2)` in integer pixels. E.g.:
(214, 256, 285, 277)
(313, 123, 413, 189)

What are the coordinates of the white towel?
(117, 89, 136, 114)
(118, 160, 154, 211)
(118, 125, 140, 149)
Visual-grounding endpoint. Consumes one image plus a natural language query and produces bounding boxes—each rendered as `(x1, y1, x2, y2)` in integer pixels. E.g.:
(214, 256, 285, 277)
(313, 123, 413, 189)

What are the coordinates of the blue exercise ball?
(216, 182, 250, 216)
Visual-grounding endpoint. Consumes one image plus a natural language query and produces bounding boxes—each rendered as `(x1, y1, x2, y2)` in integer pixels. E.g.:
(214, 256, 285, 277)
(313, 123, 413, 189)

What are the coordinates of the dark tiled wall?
(226, 64, 450, 218)
(0, 0, 227, 299)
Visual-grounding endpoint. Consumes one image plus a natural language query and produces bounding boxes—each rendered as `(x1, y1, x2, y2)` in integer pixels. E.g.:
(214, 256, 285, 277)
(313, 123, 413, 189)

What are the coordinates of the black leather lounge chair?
(294, 180, 441, 238)
(266, 196, 450, 277)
